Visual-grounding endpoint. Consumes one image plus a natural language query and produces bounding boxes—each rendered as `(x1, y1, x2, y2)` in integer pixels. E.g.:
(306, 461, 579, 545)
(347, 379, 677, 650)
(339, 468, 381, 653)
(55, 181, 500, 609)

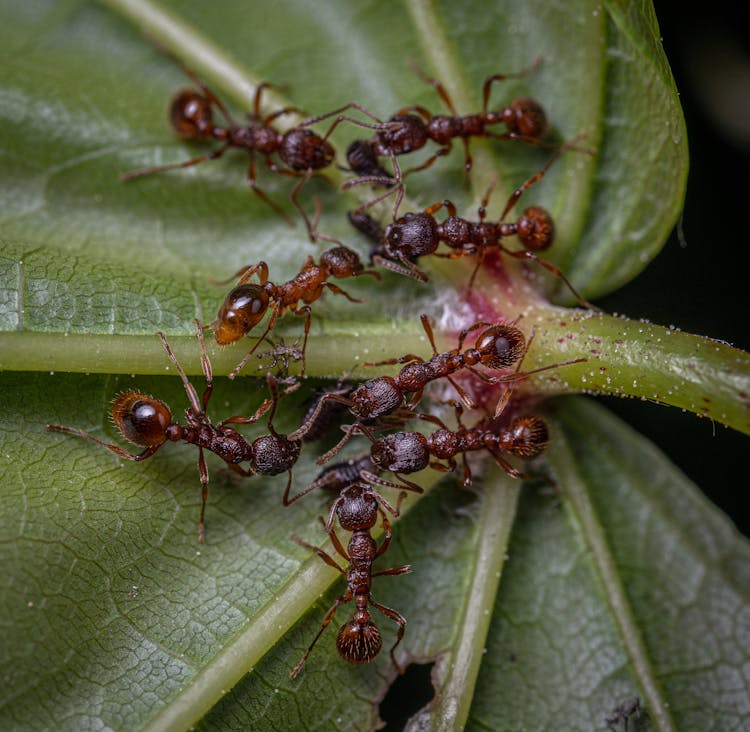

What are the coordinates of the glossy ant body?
(365, 145, 594, 307)
(46, 322, 300, 542)
(290, 315, 523, 443)
(291, 314, 583, 458)
(344, 59, 549, 183)
(206, 246, 380, 379)
(121, 64, 367, 241)
(289, 481, 411, 678)
(349, 410, 550, 489)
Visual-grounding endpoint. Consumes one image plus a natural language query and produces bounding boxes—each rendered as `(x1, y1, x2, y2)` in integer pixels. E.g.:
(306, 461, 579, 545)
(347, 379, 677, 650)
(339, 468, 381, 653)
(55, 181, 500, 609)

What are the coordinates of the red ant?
(345, 408, 550, 490)
(362, 143, 595, 308)
(343, 58, 550, 185)
(205, 246, 381, 380)
(289, 481, 411, 678)
(46, 322, 300, 542)
(120, 64, 370, 241)
(290, 314, 584, 458)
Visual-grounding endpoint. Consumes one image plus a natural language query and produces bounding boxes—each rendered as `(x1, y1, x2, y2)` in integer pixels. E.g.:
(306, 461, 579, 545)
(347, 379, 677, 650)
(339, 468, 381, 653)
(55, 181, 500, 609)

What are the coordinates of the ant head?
(350, 377, 402, 420)
(384, 213, 439, 258)
(505, 415, 549, 457)
(475, 325, 526, 369)
(111, 392, 171, 447)
(280, 129, 335, 171)
(169, 90, 213, 139)
(500, 97, 547, 139)
(371, 431, 430, 474)
(251, 433, 301, 475)
(378, 114, 428, 154)
(320, 246, 363, 278)
(336, 483, 379, 531)
(214, 284, 270, 346)
(336, 610, 383, 664)
(516, 206, 554, 251)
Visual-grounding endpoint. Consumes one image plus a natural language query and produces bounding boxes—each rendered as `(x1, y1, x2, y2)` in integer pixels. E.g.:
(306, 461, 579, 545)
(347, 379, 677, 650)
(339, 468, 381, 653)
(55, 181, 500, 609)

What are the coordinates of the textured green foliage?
(1, 1, 749, 731)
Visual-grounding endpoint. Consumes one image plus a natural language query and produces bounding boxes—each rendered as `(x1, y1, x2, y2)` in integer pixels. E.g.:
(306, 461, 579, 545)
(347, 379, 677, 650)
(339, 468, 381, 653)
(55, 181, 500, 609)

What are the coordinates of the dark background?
(599, 1, 750, 537)
(381, 2, 750, 727)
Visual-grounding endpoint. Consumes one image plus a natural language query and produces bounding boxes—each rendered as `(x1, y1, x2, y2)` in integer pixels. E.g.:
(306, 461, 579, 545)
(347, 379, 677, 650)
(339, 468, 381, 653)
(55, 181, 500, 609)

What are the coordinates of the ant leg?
(263, 106, 307, 125)
(45, 424, 162, 461)
(227, 306, 280, 380)
(217, 398, 273, 428)
(372, 254, 429, 283)
(466, 249, 486, 293)
(393, 104, 433, 123)
(371, 600, 408, 674)
(157, 331, 203, 414)
(486, 445, 529, 480)
(288, 393, 354, 441)
(282, 469, 333, 506)
(196, 446, 209, 543)
(287, 169, 328, 243)
(398, 146, 452, 179)
(292, 305, 312, 378)
(289, 592, 350, 679)
(192, 319, 214, 412)
(246, 155, 295, 226)
(365, 471, 424, 496)
(291, 533, 347, 571)
(406, 60, 459, 115)
(481, 56, 543, 112)
(209, 261, 270, 287)
(497, 246, 595, 310)
(498, 134, 589, 221)
(301, 102, 384, 140)
(120, 144, 230, 181)
(364, 354, 424, 367)
(322, 282, 365, 304)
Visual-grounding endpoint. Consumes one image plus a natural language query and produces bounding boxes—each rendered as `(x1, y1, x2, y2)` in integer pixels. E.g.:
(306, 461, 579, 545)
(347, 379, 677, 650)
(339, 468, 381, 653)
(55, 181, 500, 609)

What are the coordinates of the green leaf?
(1, 0, 749, 731)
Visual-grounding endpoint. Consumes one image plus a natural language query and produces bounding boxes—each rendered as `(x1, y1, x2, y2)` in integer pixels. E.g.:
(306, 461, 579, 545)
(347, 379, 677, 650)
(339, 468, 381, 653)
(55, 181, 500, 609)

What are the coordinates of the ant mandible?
(46, 321, 270, 541)
(205, 245, 381, 380)
(289, 481, 411, 678)
(120, 63, 372, 242)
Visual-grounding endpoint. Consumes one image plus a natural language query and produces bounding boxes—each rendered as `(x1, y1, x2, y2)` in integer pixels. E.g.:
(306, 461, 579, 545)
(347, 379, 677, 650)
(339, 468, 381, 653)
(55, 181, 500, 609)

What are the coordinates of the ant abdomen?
(336, 613, 383, 664)
(516, 206, 554, 251)
(500, 97, 548, 139)
(503, 415, 549, 457)
(169, 90, 213, 139)
(251, 433, 301, 476)
(371, 431, 429, 474)
(475, 325, 527, 369)
(111, 392, 172, 447)
(213, 283, 270, 346)
(279, 128, 335, 171)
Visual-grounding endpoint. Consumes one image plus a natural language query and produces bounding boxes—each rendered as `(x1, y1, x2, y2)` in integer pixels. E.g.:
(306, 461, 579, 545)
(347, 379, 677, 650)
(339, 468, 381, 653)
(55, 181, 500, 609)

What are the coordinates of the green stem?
(411, 470, 520, 732)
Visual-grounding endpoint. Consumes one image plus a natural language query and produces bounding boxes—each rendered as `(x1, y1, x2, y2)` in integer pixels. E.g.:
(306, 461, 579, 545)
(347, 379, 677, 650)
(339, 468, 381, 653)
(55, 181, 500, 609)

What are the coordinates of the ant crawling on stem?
(204, 245, 381, 380)
(46, 321, 301, 542)
(120, 62, 375, 242)
(289, 480, 413, 678)
(291, 314, 585, 459)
